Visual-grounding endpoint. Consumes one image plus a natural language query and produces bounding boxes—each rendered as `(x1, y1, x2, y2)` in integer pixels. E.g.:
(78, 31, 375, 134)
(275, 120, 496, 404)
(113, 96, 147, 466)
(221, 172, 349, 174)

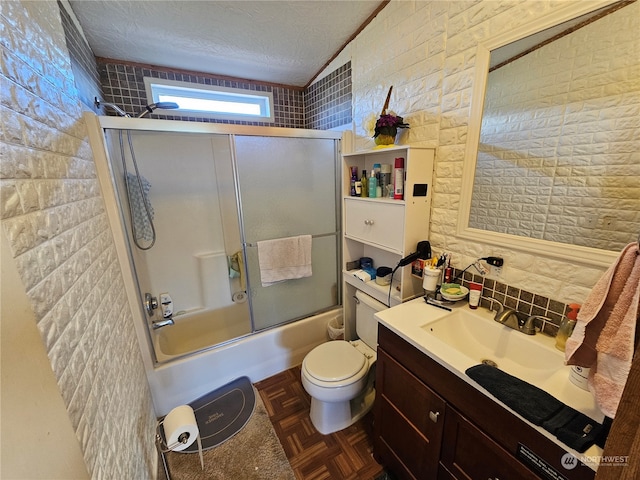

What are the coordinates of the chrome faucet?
(152, 318, 174, 329)
(483, 297, 534, 335)
(494, 307, 523, 332)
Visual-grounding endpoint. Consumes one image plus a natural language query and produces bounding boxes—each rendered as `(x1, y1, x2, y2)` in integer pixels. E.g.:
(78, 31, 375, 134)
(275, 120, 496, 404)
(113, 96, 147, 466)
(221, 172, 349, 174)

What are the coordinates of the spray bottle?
(555, 303, 580, 351)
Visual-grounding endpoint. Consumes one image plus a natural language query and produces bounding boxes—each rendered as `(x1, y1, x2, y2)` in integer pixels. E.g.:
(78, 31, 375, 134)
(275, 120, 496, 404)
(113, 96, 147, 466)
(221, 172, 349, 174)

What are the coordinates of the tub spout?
(152, 318, 174, 329)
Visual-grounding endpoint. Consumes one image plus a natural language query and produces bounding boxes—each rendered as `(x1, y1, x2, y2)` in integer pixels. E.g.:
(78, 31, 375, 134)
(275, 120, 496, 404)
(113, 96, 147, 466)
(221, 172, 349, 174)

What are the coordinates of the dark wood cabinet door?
(374, 348, 445, 479)
(441, 406, 540, 480)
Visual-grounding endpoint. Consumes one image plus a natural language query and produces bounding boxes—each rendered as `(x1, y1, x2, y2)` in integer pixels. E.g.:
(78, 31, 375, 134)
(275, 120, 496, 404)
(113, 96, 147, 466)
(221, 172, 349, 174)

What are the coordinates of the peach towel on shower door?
(257, 235, 312, 287)
(565, 242, 640, 418)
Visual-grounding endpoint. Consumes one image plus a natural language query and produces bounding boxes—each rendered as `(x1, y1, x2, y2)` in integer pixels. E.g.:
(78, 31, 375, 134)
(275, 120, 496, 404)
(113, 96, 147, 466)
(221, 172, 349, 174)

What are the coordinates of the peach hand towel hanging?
(565, 242, 640, 418)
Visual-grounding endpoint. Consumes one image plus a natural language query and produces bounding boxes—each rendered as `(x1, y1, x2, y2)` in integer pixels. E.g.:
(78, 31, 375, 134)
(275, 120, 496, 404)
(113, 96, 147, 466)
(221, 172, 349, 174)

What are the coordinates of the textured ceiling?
(69, 0, 385, 87)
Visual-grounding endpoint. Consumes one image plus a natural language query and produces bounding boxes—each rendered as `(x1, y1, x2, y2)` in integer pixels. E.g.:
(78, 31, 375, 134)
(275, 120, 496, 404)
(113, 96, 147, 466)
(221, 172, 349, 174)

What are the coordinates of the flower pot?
(375, 134, 396, 146)
(374, 126, 397, 146)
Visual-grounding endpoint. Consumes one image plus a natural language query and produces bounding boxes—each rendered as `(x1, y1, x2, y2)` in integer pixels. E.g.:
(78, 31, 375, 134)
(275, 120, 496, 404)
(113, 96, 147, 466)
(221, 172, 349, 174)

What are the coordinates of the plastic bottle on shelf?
(350, 166, 358, 196)
(368, 170, 377, 198)
(360, 169, 368, 197)
(380, 164, 391, 197)
(394, 158, 404, 200)
(373, 163, 381, 182)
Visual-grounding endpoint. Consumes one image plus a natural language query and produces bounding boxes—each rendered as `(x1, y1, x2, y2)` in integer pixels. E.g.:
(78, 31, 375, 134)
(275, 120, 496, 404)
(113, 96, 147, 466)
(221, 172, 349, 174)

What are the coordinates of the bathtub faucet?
(152, 318, 174, 329)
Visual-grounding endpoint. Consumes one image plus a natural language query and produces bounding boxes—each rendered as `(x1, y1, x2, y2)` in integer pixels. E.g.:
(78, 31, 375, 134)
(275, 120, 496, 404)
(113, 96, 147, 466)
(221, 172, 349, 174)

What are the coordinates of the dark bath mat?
(182, 376, 256, 452)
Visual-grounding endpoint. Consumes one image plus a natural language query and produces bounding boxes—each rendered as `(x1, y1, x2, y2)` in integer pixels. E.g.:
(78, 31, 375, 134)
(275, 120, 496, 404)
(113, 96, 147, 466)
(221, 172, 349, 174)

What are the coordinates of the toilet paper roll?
(162, 405, 199, 451)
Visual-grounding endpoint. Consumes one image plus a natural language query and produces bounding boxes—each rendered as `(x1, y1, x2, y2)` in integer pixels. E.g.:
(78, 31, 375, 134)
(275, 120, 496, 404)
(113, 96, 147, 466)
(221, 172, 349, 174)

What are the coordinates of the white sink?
(421, 308, 564, 381)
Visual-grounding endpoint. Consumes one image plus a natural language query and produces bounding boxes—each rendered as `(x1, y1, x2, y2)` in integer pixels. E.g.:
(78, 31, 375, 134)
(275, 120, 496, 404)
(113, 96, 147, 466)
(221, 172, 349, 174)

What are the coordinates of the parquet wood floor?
(255, 366, 386, 480)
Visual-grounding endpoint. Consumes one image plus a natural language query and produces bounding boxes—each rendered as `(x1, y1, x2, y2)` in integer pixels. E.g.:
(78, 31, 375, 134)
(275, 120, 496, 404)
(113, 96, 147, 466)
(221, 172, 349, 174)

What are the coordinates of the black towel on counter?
(555, 409, 604, 453)
(465, 364, 603, 453)
(466, 364, 564, 425)
(542, 405, 578, 434)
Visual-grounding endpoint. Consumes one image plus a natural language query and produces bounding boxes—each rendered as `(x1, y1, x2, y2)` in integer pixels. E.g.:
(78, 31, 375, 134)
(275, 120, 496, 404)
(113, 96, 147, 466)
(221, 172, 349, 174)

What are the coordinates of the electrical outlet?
(492, 265, 503, 279)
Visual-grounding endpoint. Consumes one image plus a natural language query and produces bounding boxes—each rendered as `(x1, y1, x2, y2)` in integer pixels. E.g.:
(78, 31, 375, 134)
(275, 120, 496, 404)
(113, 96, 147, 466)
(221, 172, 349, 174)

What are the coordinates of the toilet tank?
(355, 290, 387, 348)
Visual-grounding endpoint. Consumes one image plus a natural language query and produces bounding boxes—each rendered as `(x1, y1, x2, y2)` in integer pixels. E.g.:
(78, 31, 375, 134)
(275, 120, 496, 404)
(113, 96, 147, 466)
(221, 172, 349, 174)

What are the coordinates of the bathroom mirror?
(458, 0, 639, 267)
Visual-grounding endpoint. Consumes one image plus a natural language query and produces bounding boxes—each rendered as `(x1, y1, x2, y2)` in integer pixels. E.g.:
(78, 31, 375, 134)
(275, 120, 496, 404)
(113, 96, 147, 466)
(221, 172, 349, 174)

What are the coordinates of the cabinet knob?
(429, 411, 440, 423)
(364, 219, 374, 225)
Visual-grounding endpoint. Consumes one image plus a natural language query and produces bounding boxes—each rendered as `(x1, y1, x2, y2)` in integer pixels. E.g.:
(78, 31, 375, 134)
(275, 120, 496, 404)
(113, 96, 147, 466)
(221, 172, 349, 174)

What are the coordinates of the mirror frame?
(457, 0, 623, 268)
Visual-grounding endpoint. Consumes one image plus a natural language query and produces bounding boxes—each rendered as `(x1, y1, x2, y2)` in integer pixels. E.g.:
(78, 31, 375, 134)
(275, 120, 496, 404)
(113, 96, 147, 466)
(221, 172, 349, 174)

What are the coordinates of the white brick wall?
(344, 0, 638, 302)
(1, 1, 157, 478)
(471, 5, 639, 250)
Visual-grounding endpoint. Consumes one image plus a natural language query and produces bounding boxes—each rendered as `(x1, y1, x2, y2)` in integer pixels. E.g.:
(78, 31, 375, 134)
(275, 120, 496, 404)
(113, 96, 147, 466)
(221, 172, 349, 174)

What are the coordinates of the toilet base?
(309, 385, 376, 435)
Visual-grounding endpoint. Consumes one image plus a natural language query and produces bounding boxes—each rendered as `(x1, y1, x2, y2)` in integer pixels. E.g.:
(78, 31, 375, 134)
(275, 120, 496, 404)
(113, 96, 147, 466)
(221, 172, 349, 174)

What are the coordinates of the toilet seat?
(303, 341, 366, 383)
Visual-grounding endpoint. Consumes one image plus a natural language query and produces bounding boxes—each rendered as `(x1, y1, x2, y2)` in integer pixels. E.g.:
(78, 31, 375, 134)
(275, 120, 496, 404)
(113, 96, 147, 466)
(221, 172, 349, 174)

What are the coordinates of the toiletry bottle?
(443, 255, 452, 283)
(555, 303, 580, 351)
(394, 158, 404, 199)
(360, 169, 368, 197)
(350, 166, 358, 196)
(368, 170, 377, 198)
(373, 163, 381, 185)
(380, 164, 392, 197)
(468, 283, 482, 309)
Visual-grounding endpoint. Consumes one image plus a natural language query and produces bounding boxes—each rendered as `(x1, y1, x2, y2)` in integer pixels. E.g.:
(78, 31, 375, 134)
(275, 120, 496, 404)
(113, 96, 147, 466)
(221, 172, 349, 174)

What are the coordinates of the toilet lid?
(304, 341, 366, 382)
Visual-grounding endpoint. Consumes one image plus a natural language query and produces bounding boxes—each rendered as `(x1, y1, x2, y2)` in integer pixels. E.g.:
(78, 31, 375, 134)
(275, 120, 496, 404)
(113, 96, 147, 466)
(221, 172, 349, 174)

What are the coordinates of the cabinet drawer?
(344, 199, 404, 252)
(441, 407, 539, 480)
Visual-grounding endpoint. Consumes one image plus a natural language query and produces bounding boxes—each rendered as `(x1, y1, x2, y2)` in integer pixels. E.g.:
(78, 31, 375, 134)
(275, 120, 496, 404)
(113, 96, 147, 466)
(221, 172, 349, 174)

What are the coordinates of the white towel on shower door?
(257, 235, 312, 287)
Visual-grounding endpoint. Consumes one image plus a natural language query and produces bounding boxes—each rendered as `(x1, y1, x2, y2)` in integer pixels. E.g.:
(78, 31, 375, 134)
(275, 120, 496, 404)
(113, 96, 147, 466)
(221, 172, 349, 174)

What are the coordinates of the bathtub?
(152, 303, 251, 363)
(147, 307, 340, 415)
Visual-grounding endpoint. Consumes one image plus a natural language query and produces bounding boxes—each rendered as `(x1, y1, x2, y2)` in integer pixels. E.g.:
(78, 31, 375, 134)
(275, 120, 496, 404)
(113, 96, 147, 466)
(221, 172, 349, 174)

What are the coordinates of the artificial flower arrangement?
(365, 86, 410, 146)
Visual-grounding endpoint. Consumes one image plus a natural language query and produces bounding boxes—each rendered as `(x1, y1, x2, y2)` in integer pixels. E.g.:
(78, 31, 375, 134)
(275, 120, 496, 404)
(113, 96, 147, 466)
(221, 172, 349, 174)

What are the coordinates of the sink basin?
(421, 309, 564, 378)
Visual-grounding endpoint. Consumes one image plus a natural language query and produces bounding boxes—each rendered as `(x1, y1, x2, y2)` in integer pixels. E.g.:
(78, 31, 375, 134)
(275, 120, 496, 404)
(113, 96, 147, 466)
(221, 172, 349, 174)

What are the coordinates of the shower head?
(137, 102, 180, 118)
(94, 97, 131, 117)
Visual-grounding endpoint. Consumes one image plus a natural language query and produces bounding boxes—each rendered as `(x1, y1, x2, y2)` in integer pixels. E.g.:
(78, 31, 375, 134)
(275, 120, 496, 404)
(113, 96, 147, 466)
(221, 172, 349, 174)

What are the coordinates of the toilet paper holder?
(155, 405, 204, 478)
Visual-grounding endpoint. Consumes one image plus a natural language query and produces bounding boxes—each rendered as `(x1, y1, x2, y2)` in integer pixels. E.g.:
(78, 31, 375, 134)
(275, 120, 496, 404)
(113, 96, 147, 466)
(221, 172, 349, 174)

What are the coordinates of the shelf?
(344, 235, 403, 255)
(342, 145, 416, 157)
(343, 196, 405, 205)
(343, 271, 402, 307)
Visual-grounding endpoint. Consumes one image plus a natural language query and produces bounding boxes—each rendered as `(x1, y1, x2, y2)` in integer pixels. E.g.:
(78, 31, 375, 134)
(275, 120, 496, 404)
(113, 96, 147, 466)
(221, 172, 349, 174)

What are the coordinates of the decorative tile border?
(456, 269, 570, 337)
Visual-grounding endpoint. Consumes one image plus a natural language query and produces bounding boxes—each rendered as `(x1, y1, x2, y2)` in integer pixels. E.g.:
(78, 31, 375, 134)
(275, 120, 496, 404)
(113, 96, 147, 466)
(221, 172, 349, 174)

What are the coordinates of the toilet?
(301, 290, 386, 434)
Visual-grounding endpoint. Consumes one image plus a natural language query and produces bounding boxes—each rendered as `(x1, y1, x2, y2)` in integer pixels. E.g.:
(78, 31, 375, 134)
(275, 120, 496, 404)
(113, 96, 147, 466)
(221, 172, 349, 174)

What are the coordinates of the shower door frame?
(85, 112, 344, 370)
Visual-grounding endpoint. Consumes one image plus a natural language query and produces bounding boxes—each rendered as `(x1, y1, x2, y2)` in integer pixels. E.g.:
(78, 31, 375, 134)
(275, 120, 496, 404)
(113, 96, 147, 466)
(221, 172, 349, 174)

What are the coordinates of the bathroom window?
(144, 77, 274, 122)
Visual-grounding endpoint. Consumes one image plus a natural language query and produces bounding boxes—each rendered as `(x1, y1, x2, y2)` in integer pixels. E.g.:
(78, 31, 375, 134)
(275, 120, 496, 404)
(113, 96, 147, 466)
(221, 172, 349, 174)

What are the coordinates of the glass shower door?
(234, 136, 340, 331)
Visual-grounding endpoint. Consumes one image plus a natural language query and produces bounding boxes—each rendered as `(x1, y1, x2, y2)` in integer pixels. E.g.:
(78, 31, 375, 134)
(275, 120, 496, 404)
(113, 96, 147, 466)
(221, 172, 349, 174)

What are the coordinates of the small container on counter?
(468, 282, 482, 309)
(555, 303, 580, 351)
(422, 267, 441, 292)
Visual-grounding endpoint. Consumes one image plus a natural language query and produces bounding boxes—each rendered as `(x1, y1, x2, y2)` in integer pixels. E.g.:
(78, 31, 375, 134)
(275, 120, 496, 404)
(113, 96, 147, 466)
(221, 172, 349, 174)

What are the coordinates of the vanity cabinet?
(341, 145, 434, 339)
(439, 407, 539, 480)
(374, 325, 596, 480)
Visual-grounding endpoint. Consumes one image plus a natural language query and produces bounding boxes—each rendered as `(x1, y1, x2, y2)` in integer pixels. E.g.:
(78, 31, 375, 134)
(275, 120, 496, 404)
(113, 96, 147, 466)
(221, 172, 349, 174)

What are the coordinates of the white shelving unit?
(341, 144, 435, 340)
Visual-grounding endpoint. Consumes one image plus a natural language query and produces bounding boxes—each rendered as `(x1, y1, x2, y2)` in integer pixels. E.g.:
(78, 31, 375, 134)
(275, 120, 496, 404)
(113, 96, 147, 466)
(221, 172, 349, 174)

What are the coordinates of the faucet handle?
(524, 315, 552, 335)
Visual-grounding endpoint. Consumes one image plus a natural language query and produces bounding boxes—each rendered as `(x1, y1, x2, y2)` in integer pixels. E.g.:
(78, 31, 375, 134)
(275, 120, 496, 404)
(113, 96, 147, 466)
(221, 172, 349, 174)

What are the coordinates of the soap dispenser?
(555, 303, 580, 351)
